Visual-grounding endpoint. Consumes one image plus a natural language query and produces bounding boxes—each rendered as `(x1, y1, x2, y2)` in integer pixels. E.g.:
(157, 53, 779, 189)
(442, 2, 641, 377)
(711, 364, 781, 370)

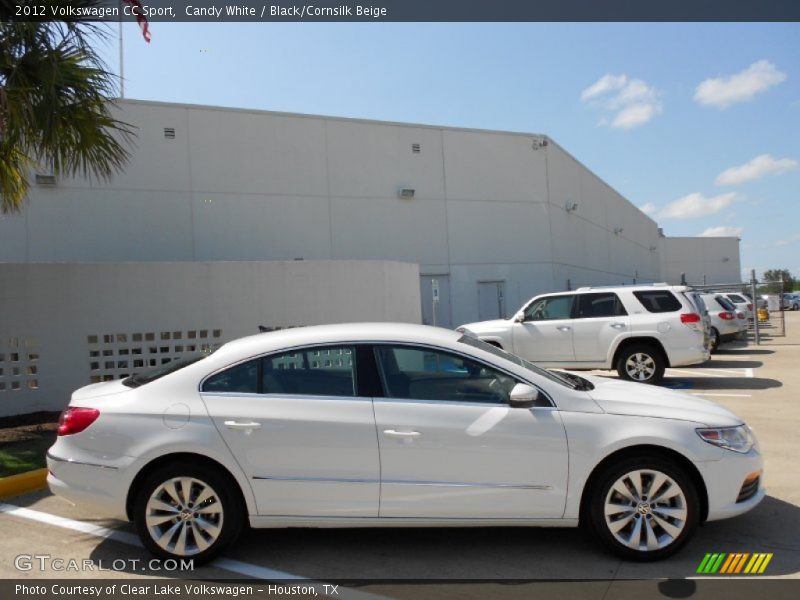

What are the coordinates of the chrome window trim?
(197, 339, 555, 408)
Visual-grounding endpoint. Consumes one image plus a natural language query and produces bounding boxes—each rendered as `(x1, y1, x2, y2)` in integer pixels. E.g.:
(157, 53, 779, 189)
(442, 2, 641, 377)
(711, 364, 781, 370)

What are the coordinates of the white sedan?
(47, 323, 764, 563)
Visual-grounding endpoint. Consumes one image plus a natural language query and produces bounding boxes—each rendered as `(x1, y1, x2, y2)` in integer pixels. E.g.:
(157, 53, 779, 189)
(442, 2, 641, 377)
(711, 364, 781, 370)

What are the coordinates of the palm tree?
(0, 0, 133, 213)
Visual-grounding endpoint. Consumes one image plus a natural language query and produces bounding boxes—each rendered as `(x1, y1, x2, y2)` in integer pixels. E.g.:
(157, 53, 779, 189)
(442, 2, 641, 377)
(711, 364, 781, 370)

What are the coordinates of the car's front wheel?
(133, 463, 244, 564)
(616, 344, 665, 384)
(587, 456, 699, 561)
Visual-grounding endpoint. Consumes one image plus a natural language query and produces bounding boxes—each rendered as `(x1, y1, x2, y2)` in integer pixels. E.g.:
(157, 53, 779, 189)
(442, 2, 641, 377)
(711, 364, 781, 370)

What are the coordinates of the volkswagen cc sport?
(47, 323, 764, 563)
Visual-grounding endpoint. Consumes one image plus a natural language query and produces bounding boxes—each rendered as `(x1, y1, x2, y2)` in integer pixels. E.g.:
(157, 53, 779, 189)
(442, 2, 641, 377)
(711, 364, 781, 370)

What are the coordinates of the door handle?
(383, 429, 421, 438)
(556, 326, 571, 332)
(610, 323, 626, 329)
(224, 420, 262, 433)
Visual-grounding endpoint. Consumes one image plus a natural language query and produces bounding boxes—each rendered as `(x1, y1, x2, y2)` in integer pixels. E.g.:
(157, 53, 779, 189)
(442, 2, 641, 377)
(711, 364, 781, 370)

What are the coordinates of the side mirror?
(514, 312, 525, 323)
(509, 383, 541, 408)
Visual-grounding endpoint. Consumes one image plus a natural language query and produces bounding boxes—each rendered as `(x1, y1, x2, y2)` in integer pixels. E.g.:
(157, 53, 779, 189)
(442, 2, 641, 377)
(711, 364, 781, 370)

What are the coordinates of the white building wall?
(0, 99, 728, 329)
(0, 260, 420, 416)
(659, 237, 743, 285)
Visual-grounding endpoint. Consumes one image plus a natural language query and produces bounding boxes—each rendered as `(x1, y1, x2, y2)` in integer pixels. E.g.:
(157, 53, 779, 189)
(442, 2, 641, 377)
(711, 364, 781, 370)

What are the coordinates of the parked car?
(783, 293, 800, 311)
(700, 294, 746, 352)
(457, 284, 711, 384)
(47, 323, 763, 563)
(718, 292, 754, 321)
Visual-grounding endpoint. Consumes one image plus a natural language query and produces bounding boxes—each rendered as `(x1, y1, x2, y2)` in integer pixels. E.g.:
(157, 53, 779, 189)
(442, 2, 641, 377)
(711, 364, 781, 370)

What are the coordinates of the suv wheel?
(134, 463, 244, 564)
(616, 344, 665, 384)
(709, 327, 720, 353)
(587, 456, 699, 561)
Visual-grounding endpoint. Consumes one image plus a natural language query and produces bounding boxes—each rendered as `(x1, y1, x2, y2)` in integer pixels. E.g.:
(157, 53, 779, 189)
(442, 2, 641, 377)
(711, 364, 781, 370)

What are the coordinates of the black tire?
(586, 455, 700, 561)
(709, 327, 720, 353)
(615, 343, 666, 384)
(133, 462, 244, 564)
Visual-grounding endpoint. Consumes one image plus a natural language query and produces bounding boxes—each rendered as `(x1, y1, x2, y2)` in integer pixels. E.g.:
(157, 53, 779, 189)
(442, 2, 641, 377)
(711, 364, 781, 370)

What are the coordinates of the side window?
(262, 346, 356, 397)
(728, 294, 746, 304)
(374, 345, 518, 404)
(202, 359, 258, 393)
(576, 293, 627, 318)
(633, 290, 682, 313)
(523, 295, 574, 321)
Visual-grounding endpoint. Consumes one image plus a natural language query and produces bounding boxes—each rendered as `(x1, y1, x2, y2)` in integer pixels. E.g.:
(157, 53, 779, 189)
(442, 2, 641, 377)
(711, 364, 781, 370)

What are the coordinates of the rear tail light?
(719, 312, 735, 320)
(680, 313, 701, 324)
(747, 304, 753, 311)
(57, 407, 100, 436)
(737, 312, 745, 319)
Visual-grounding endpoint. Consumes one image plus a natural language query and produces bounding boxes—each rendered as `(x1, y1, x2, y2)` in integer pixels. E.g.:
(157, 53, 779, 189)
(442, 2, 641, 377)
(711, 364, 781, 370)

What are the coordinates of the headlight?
(696, 425, 755, 454)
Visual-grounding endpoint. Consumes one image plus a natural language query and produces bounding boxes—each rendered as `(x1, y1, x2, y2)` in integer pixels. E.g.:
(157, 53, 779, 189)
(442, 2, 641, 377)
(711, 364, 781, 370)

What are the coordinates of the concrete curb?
(0, 468, 48, 500)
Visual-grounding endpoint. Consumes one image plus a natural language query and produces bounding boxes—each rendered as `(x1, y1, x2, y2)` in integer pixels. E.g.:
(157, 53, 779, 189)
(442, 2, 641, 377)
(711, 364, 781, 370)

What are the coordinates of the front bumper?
(698, 449, 765, 521)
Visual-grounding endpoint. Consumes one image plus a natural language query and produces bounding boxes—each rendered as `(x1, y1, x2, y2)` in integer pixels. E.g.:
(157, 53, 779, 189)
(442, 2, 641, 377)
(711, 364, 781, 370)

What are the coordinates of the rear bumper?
(46, 451, 129, 519)
(669, 344, 711, 367)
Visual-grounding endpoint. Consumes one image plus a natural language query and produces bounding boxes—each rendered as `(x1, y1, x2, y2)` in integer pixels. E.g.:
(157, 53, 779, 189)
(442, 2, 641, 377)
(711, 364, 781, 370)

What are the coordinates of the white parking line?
(666, 368, 726, 378)
(0, 502, 387, 600)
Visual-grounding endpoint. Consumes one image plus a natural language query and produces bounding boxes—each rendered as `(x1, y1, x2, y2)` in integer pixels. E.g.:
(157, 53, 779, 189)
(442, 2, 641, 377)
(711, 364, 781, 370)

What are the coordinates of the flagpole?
(119, 1, 125, 98)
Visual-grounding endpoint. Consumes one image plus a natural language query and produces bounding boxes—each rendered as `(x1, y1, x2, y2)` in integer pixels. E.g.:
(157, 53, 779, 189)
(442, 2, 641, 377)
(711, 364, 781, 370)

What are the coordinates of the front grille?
(736, 475, 760, 503)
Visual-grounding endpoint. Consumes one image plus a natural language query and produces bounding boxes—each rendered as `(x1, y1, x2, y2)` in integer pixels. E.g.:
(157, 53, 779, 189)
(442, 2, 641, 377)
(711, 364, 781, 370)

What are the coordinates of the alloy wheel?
(145, 477, 224, 556)
(625, 353, 656, 381)
(603, 469, 688, 552)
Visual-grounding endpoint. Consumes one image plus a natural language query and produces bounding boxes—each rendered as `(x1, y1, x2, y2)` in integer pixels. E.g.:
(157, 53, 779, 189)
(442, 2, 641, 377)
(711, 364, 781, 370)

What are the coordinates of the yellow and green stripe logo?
(696, 552, 773, 574)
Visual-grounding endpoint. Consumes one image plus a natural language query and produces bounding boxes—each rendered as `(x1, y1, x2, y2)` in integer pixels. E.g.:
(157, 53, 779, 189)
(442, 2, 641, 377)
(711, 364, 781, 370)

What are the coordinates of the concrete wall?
(659, 237, 743, 285)
(0, 100, 701, 327)
(0, 260, 420, 416)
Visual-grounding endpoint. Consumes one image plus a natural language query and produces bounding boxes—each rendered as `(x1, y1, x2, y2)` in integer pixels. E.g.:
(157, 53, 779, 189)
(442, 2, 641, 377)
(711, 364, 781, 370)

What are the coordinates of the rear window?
(633, 290, 682, 313)
(716, 296, 736, 311)
(727, 294, 747, 303)
(122, 354, 208, 388)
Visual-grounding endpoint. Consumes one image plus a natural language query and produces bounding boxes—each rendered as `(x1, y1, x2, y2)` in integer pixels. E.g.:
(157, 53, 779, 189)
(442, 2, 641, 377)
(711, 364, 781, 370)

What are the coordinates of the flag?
(123, 0, 152, 43)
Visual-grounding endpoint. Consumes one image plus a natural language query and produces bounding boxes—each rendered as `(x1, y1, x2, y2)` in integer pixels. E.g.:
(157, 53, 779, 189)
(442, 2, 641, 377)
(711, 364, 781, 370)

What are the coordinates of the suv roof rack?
(575, 282, 672, 291)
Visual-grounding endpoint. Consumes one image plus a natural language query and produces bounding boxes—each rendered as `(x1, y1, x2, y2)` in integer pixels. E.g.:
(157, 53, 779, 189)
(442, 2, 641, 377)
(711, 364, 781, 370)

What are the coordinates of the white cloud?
(698, 225, 743, 238)
(639, 202, 657, 215)
(658, 192, 739, 219)
(776, 233, 800, 247)
(581, 74, 627, 101)
(715, 154, 798, 185)
(580, 74, 663, 129)
(694, 60, 786, 109)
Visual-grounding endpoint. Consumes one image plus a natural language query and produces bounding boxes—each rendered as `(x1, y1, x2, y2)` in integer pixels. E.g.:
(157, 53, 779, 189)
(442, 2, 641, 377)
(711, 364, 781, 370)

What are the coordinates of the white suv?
(457, 284, 710, 384)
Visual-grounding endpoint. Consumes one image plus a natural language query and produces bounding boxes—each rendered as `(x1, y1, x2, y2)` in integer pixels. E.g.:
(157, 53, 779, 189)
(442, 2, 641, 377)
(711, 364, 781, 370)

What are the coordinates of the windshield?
(122, 354, 209, 388)
(458, 335, 593, 391)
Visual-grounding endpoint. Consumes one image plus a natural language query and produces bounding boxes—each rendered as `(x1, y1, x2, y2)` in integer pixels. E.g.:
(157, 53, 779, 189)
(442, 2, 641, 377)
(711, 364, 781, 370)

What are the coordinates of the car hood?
(583, 376, 743, 427)
(459, 319, 512, 334)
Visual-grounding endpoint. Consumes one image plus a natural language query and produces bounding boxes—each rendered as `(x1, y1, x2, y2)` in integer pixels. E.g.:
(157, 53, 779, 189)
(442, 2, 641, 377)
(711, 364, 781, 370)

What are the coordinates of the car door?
(199, 345, 380, 517)
(571, 292, 630, 362)
(370, 344, 568, 519)
(511, 294, 576, 362)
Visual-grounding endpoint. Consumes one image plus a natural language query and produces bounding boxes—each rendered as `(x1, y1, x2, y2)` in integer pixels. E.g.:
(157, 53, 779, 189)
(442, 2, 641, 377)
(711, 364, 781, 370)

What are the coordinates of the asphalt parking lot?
(1, 314, 799, 590)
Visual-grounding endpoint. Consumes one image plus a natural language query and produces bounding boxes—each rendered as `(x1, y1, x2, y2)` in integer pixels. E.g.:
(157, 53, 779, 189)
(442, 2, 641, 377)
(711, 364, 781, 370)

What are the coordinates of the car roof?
(213, 322, 462, 362)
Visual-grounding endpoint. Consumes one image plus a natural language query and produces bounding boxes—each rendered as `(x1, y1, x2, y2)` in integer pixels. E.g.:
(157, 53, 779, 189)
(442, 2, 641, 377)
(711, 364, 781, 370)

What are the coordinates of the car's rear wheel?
(133, 463, 243, 564)
(709, 327, 720, 353)
(616, 344, 665, 384)
(587, 456, 699, 561)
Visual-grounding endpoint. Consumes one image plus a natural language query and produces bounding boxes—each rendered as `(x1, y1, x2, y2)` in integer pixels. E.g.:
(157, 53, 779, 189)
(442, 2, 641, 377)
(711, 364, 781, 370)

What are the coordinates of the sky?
(99, 22, 800, 279)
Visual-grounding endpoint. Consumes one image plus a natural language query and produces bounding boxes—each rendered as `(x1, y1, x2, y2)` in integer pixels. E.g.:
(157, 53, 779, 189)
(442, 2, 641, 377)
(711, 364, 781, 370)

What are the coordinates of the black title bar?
(4, 0, 800, 22)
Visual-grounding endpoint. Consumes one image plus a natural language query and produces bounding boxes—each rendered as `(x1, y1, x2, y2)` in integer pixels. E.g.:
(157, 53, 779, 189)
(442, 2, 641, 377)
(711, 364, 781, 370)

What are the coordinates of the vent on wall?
(164, 127, 176, 139)
(411, 143, 421, 154)
(34, 174, 56, 186)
